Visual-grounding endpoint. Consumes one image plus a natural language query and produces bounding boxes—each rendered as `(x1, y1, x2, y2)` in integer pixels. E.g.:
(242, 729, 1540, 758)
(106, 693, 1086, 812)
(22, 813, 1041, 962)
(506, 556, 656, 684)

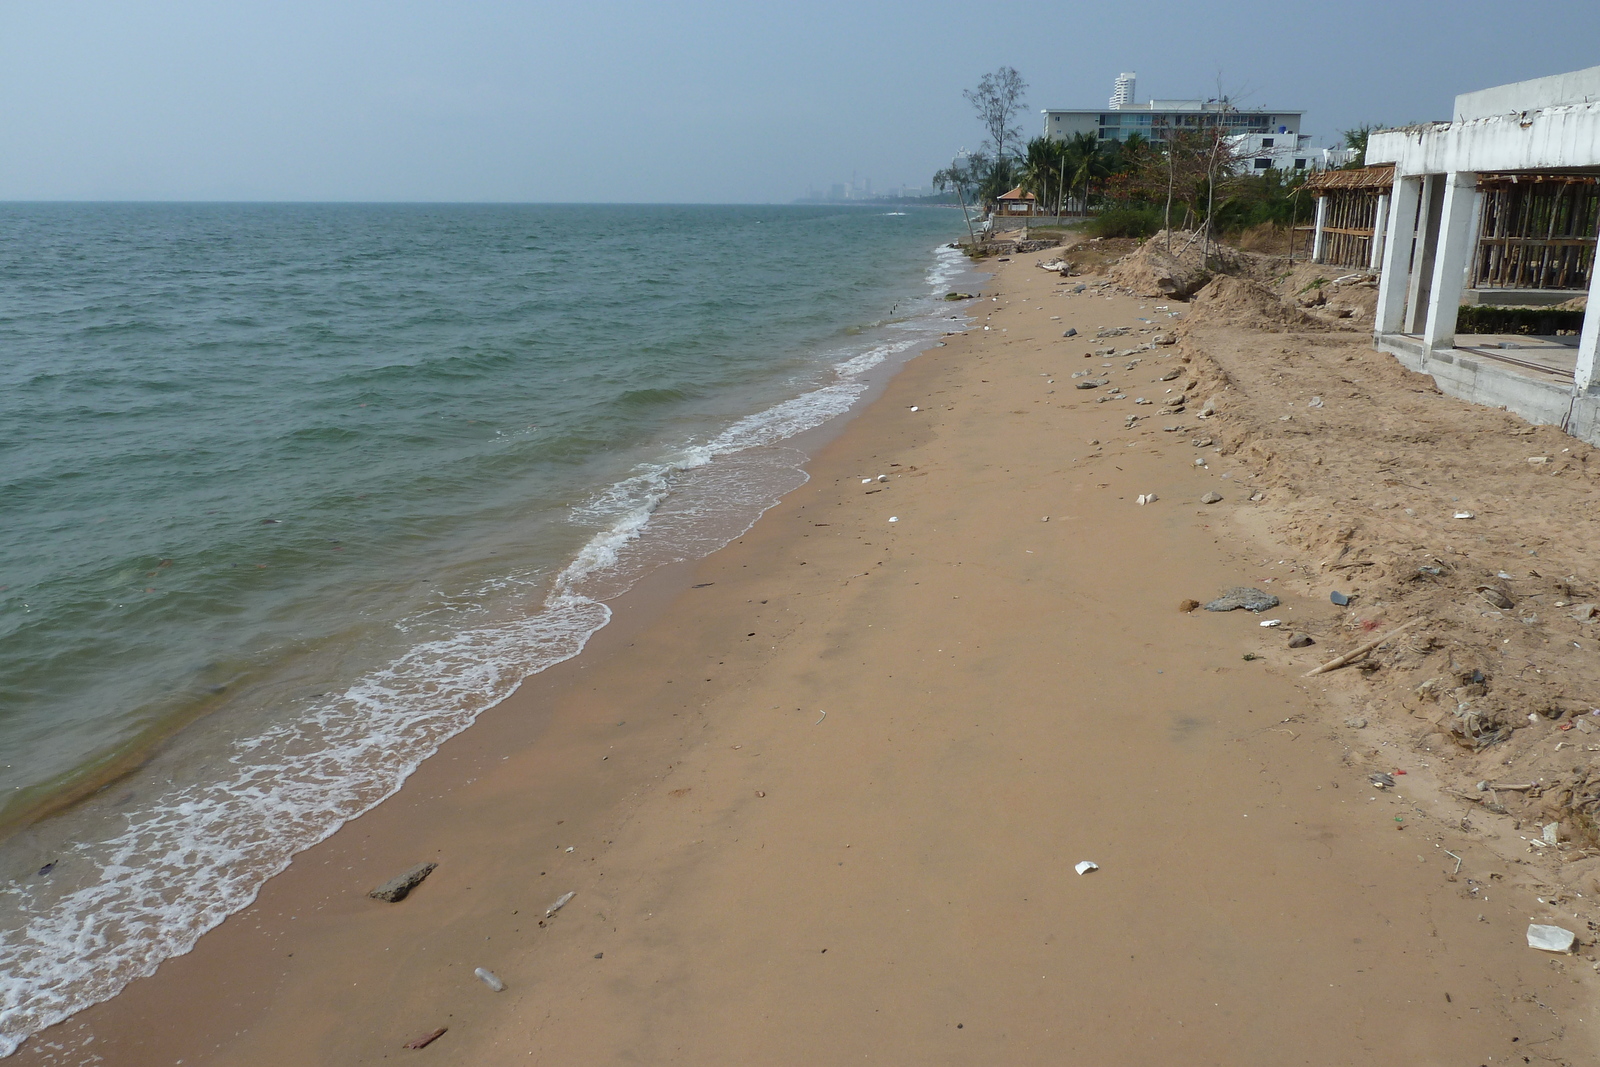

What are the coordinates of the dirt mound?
(1549, 294, 1589, 313)
(1107, 231, 1223, 299)
(1184, 275, 1325, 331)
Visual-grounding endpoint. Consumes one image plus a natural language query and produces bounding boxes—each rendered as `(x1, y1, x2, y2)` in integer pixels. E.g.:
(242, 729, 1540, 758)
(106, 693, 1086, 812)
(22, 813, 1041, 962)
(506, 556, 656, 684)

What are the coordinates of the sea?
(0, 202, 975, 1054)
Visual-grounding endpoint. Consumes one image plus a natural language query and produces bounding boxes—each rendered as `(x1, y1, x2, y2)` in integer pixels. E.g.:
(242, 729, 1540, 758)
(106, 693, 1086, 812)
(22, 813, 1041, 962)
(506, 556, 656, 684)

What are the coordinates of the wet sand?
(24, 256, 1596, 1065)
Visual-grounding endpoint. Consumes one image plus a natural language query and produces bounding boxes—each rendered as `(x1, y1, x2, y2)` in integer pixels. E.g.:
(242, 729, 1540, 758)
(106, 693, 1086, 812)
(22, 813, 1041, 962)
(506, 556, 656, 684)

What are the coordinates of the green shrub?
(1456, 305, 1586, 335)
(1085, 206, 1165, 239)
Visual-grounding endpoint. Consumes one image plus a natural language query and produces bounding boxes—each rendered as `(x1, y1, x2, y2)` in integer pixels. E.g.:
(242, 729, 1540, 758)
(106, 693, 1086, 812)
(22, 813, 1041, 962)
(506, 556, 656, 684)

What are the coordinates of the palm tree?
(1021, 136, 1069, 215)
(1061, 132, 1110, 215)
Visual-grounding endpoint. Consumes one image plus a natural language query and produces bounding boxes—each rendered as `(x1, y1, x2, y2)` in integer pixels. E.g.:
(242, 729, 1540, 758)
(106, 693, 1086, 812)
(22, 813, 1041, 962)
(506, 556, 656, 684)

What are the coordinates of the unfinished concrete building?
(1366, 65, 1600, 442)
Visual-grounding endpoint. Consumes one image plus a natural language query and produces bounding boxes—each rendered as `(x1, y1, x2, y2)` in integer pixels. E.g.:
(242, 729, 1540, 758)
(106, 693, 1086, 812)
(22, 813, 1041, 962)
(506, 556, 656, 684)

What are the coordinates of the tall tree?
(964, 67, 1029, 162)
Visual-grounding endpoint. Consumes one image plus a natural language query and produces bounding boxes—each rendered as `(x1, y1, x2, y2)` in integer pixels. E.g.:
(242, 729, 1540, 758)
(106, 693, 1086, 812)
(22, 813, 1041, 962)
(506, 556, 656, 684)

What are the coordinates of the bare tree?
(964, 67, 1029, 162)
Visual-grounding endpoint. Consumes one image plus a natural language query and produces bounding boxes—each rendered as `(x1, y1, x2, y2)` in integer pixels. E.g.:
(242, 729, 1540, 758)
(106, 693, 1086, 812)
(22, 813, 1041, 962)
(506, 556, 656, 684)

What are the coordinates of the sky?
(2, 0, 1597, 203)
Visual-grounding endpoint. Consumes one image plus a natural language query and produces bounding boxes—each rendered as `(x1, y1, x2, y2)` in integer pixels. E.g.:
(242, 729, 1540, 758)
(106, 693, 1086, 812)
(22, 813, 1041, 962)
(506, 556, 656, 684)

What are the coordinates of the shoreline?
(21, 248, 1600, 1064)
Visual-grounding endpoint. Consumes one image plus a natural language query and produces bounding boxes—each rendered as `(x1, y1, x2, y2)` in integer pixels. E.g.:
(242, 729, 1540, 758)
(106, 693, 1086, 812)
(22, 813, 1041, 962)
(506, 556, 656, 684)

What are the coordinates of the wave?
(0, 242, 973, 1056)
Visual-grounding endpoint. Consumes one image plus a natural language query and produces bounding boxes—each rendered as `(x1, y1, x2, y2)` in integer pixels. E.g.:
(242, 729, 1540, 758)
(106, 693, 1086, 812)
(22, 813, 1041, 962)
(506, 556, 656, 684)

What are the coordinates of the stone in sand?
(1179, 599, 1200, 613)
(1200, 491, 1222, 504)
(369, 861, 437, 903)
(1288, 633, 1314, 648)
(1203, 587, 1280, 613)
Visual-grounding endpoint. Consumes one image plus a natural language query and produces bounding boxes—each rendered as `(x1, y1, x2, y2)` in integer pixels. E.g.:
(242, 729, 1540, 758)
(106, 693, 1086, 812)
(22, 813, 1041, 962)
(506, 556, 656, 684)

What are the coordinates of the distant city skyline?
(1, 0, 1596, 202)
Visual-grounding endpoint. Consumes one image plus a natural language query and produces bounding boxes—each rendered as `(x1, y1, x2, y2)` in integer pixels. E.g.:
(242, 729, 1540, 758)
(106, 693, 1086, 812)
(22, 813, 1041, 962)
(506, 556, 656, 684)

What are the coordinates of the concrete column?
(1368, 193, 1390, 272)
(1375, 177, 1423, 335)
(1311, 196, 1329, 263)
(1422, 171, 1480, 351)
(1405, 175, 1445, 334)
(1574, 220, 1600, 391)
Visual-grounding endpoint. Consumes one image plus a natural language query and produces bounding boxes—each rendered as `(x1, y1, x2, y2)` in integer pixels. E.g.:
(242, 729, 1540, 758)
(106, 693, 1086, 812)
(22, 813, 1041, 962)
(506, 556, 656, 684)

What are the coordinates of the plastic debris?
(1543, 822, 1561, 846)
(1454, 511, 1475, 520)
(888, 516, 899, 523)
(1330, 591, 1351, 606)
(1074, 861, 1099, 876)
(1369, 772, 1396, 789)
(1136, 493, 1157, 505)
(475, 967, 506, 991)
(1260, 619, 1282, 628)
(1527, 924, 1577, 953)
(546, 890, 577, 917)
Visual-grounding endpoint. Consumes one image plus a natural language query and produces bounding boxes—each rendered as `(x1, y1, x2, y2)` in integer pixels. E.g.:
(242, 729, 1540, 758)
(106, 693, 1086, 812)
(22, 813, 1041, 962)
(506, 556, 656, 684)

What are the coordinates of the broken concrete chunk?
(1203, 587, 1280, 613)
(369, 862, 438, 903)
(1199, 491, 1223, 504)
(1475, 586, 1515, 610)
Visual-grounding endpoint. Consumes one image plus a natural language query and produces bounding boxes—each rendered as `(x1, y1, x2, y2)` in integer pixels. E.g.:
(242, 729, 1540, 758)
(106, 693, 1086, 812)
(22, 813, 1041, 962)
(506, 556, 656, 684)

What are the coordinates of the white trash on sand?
(1074, 861, 1099, 876)
(1527, 924, 1577, 953)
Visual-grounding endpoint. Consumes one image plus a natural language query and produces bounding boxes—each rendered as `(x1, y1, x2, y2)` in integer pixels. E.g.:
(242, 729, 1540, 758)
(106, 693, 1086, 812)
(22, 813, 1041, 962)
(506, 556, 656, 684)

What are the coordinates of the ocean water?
(0, 202, 973, 1053)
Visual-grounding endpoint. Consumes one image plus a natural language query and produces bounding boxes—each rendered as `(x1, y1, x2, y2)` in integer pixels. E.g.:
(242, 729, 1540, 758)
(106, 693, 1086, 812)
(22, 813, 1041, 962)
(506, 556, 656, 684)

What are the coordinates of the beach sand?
(23, 254, 1599, 1065)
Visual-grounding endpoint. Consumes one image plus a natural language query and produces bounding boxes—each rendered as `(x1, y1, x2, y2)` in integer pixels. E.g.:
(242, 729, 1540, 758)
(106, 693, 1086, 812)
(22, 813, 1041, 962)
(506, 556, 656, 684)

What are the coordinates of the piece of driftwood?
(403, 1027, 447, 1049)
(1303, 619, 1424, 677)
(369, 862, 437, 903)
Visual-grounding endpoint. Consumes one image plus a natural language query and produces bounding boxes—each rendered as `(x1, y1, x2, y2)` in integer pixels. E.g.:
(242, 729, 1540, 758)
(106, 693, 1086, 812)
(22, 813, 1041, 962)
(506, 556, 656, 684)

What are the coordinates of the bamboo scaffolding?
(1472, 176, 1599, 291)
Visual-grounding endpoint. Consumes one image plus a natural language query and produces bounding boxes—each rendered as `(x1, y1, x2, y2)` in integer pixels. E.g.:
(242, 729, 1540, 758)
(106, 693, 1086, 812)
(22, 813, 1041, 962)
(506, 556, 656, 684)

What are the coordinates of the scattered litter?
(1454, 511, 1475, 520)
(888, 516, 899, 523)
(1307, 396, 1324, 409)
(403, 1027, 448, 1050)
(1074, 861, 1099, 876)
(1527, 924, 1577, 953)
(1260, 619, 1282, 628)
(909, 406, 919, 411)
(1062, 327, 1078, 337)
(546, 891, 576, 917)
(876, 474, 888, 483)
(1136, 493, 1158, 505)
(862, 478, 871, 484)
(1200, 491, 1223, 504)
(1543, 822, 1561, 846)
(1370, 772, 1396, 789)
(1330, 591, 1351, 606)
(1041, 516, 1049, 522)
(1203, 587, 1280, 613)
(474, 967, 506, 992)
(1304, 619, 1424, 677)
(369, 862, 438, 903)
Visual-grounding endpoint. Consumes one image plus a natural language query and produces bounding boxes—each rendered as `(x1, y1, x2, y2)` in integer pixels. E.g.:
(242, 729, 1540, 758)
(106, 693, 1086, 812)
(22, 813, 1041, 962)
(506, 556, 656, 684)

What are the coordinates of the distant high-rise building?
(1109, 72, 1136, 110)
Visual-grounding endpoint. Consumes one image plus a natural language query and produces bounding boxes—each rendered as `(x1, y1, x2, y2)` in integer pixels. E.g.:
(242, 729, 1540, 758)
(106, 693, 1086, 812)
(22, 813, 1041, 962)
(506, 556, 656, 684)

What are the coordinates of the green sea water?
(0, 202, 973, 1053)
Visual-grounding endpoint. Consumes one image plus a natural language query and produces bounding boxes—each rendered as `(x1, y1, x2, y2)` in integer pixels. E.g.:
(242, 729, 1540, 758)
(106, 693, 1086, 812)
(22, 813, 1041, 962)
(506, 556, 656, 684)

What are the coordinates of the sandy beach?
(24, 246, 1600, 1066)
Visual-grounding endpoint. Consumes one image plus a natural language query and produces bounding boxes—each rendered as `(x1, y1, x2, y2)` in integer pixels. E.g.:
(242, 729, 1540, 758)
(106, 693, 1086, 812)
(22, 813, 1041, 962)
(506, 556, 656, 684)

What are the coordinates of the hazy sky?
(2, 0, 1596, 202)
